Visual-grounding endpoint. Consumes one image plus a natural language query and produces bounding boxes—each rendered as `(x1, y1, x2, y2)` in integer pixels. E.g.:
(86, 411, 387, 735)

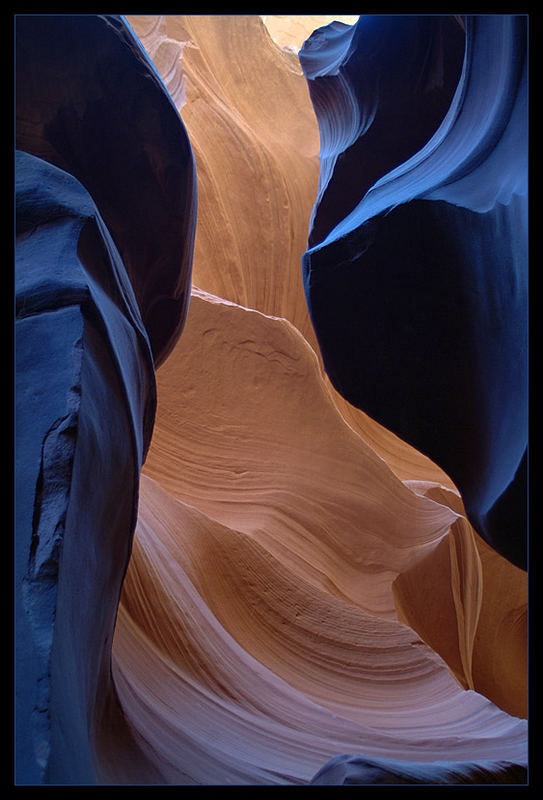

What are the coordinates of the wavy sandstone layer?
(16, 13, 528, 786)
(112, 288, 526, 784)
(141, 289, 459, 618)
(127, 13, 459, 491)
(114, 13, 527, 785)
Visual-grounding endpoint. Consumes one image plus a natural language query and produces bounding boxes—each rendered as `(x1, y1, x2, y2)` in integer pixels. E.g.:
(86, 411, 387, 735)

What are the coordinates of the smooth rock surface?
(15, 149, 157, 784)
(300, 15, 528, 569)
(15, 13, 196, 783)
(16, 14, 197, 366)
(113, 289, 527, 784)
(15, 13, 528, 787)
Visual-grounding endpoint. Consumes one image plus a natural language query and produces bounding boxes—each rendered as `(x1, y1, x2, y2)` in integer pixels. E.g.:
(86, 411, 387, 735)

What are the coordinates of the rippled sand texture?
(116, 15, 527, 784)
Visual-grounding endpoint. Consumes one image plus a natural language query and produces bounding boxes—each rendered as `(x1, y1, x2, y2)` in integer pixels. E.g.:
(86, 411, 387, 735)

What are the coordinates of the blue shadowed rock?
(300, 15, 528, 569)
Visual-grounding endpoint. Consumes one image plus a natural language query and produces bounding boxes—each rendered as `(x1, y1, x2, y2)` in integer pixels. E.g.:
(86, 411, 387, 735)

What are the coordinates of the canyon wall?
(118, 14, 527, 785)
(15, 14, 528, 786)
(299, 15, 528, 570)
(15, 15, 196, 783)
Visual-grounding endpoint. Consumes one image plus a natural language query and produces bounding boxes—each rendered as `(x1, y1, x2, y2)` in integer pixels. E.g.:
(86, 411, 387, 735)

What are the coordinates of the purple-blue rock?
(310, 753, 527, 785)
(14, 11, 528, 787)
(300, 15, 528, 569)
(16, 14, 197, 367)
(15, 14, 196, 784)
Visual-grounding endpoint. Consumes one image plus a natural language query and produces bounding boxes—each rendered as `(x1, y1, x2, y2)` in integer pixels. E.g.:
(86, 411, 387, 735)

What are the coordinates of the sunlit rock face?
(110, 13, 526, 786)
(128, 13, 461, 494)
(15, 15, 196, 784)
(128, 14, 320, 353)
(15, 13, 528, 787)
(261, 14, 360, 52)
(300, 15, 528, 570)
(112, 288, 526, 784)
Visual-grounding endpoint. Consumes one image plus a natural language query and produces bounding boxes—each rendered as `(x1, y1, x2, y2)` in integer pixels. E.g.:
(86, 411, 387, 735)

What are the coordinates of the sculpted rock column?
(300, 15, 528, 569)
(15, 15, 196, 783)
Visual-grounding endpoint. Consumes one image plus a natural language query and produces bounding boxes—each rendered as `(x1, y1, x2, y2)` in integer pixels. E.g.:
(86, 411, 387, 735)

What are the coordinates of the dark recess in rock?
(15, 13, 197, 783)
(16, 14, 197, 367)
(300, 15, 528, 569)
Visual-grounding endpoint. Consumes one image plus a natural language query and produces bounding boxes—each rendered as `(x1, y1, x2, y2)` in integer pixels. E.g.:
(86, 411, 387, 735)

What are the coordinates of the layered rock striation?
(15, 13, 528, 787)
(119, 13, 526, 786)
(112, 287, 527, 784)
(310, 753, 527, 785)
(128, 13, 460, 493)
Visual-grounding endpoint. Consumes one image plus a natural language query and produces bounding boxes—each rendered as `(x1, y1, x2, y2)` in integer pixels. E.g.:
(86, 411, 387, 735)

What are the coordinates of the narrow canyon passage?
(15, 14, 527, 786)
(110, 15, 527, 785)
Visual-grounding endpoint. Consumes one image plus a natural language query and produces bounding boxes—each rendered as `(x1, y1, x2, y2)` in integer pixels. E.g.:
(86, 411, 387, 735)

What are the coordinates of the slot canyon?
(15, 14, 528, 785)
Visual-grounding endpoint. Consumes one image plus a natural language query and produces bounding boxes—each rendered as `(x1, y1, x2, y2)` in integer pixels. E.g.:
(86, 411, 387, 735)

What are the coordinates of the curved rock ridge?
(111, 287, 527, 784)
(392, 496, 527, 719)
(300, 15, 466, 248)
(16, 14, 197, 366)
(123, 16, 190, 110)
(310, 753, 526, 785)
(141, 288, 460, 619)
(15, 14, 196, 784)
(127, 13, 459, 492)
(299, 15, 528, 568)
(15, 13, 529, 786)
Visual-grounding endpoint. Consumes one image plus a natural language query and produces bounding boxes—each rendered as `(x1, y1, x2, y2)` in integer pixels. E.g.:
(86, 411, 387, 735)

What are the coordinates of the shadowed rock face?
(16, 14, 197, 367)
(15, 149, 160, 785)
(15, 14, 196, 784)
(309, 753, 527, 785)
(16, 13, 527, 787)
(300, 16, 466, 248)
(300, 15, 528, 569)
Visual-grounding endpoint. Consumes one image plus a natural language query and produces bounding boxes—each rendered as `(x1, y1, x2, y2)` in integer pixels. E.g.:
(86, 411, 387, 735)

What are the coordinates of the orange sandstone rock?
(127, 13, 458, 488)
(393, 486, 527, 719)
(111, 14, 528, 784)
(111, 288, 526, 783)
